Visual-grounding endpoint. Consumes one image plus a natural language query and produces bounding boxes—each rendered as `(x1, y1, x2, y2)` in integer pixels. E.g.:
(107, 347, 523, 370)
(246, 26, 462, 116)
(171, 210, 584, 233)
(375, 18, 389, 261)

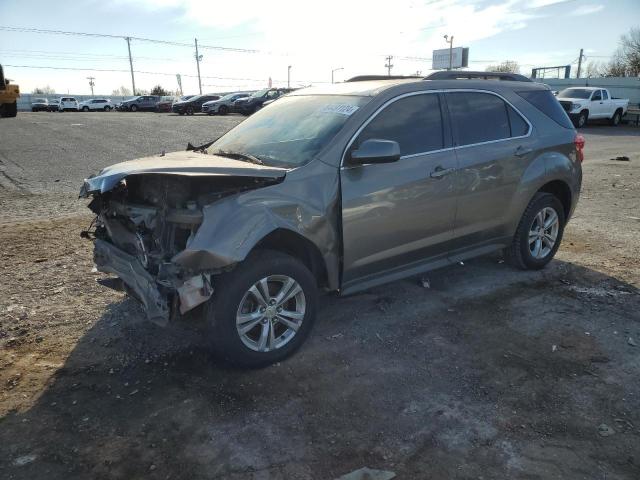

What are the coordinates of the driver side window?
(356, 93, 444, 156)
(592, 90, 602, 101)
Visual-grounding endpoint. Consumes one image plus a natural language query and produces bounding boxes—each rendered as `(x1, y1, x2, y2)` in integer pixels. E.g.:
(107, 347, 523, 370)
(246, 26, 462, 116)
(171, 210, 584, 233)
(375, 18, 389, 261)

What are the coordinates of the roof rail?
(424, 71, 532, 82)
(346, 75, 422, 82)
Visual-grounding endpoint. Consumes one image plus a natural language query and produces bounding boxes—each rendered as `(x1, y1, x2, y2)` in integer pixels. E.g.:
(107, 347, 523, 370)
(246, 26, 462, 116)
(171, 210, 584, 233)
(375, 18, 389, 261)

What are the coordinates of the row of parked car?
(30, 88, 295, 116)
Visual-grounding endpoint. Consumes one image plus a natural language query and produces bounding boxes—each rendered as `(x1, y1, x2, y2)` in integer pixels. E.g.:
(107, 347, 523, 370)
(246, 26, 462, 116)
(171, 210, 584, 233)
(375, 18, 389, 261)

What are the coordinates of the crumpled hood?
(80, 150, 288, 196)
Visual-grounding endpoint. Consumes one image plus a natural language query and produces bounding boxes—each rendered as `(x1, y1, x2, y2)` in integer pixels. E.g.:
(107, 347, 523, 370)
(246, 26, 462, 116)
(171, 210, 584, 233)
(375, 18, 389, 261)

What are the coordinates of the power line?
(0, 26, 264, 54)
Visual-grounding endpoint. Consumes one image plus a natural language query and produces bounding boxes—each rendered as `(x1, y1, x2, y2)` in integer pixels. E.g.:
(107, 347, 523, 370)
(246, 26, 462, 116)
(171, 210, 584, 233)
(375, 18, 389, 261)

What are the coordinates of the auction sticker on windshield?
(318, 104, 360, 116)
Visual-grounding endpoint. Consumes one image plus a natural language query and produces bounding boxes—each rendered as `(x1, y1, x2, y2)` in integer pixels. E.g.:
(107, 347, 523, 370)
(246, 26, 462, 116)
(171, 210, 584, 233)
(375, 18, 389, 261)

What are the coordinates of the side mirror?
(347, 139, 401, 166)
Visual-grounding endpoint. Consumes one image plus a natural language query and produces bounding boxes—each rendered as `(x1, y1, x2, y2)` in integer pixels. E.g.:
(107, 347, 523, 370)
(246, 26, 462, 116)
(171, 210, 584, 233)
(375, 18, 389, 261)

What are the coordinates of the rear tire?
(504, 192, 565, 270)
(610, 109, 622, 126)
(204, 250, 317, 367)
(1, 101, 17, 117)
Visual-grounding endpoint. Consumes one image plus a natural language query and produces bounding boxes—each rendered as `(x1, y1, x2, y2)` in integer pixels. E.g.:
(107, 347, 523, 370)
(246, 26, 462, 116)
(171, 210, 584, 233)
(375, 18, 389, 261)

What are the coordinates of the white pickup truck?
(556, 87, 628, 128)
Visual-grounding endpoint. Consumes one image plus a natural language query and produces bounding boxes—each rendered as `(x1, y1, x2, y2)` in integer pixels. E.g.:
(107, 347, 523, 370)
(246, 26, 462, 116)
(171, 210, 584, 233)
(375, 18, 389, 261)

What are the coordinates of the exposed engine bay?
(81, 151, 287, 325)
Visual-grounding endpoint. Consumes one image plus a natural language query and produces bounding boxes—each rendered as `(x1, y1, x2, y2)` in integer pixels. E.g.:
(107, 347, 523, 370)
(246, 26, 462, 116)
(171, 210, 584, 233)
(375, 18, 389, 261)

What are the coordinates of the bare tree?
(584, 61, 604, 78)
(111, 86, 132, 96)
(32, 85, 55, 95)
(620, 27, 640, 76)
(485, 60, 520, 74)
(603, 52, 628, 77)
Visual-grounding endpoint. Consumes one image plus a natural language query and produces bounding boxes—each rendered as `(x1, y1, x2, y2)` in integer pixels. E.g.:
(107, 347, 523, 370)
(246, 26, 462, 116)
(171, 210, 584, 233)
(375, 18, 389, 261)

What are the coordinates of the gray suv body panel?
(82, 78, 581, 319)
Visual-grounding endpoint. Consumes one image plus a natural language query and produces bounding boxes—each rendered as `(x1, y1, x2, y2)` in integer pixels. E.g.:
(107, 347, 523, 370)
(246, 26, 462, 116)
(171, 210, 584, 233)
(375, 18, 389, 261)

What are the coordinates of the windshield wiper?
(213, 150, 264, 165)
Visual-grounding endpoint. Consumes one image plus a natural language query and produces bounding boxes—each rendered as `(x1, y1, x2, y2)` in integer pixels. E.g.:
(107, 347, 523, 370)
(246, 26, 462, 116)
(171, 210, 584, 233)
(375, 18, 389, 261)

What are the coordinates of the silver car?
(80, 73, 583, 366)
(201, 92, 250, 115)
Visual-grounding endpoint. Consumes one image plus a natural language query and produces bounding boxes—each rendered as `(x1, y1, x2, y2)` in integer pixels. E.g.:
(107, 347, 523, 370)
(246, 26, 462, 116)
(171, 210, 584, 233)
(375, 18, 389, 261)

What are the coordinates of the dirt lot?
(1, 113, 639, 479)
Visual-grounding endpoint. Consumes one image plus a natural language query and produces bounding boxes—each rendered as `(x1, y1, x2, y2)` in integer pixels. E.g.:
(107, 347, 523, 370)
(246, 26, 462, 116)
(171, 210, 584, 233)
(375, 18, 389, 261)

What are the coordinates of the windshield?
(34, 98, 47, 103)
(218, 93, 237, 101)
(210, 95, 370, 168)
(250, 89, 269, 98)
(558, 88, 593, 99)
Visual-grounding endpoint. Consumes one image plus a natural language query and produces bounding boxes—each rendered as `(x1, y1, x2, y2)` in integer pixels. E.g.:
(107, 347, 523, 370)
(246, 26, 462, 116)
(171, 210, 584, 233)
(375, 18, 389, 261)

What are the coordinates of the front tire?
(218, 105, 229, 115)
(504, 192, 565, 270)
(205, 250, 317, 367)
(186, 106, 194, 115)
(130, 105, 138, 112)
(575, 110, 588, 128)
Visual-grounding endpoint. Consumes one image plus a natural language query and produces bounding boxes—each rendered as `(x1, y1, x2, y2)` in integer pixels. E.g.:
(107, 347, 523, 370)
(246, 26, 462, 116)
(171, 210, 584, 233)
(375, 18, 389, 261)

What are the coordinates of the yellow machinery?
(0, 65, 19, 117)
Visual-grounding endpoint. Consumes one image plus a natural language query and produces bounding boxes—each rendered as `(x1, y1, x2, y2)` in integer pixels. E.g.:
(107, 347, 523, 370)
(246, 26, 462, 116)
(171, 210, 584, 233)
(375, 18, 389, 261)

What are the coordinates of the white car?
(78, 98, 113, 112)
(556, 87, 629, 128)
(58, 97, 79, 112)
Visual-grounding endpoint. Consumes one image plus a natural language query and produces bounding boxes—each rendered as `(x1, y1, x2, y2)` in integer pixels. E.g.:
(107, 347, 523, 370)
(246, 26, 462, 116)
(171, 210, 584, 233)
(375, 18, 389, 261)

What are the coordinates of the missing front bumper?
(93, 239, 170, 324)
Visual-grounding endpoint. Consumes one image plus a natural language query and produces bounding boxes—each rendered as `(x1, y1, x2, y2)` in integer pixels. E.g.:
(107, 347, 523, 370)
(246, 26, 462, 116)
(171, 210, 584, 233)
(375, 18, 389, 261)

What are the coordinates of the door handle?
(430, 166, 455, 179)
(514, 146, 533, 157)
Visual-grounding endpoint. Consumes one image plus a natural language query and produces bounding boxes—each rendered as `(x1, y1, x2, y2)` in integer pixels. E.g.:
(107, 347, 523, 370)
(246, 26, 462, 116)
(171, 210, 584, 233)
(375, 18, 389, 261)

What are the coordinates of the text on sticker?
(318, 104, 360, 116)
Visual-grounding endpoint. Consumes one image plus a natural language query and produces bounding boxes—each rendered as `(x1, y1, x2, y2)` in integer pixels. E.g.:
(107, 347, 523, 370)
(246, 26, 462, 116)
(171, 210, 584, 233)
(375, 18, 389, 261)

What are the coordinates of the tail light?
(574, 134, 585, 163)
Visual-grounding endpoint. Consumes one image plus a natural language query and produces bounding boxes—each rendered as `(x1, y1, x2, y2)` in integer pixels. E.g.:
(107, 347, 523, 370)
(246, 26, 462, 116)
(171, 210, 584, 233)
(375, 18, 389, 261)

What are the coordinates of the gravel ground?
(0, 113, 639, 479)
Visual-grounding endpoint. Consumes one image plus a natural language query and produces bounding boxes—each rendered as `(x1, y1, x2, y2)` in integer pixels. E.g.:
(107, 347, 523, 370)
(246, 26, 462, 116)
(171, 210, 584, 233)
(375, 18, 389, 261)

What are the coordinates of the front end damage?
(80, 152, 287, 325)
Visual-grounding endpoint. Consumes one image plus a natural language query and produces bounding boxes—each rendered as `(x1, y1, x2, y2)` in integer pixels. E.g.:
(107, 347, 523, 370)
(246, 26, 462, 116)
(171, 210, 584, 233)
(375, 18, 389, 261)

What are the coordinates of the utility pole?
(194, 38, 202, 95)
(385, 55, 393, 76)
(125, 37, 136, 95)
(331, 67, 343, 83)
(287, 65, 291, 88)
(444, 34, 454, 70)
(576, 48, 584, 78)
(87, 76, 95, 96)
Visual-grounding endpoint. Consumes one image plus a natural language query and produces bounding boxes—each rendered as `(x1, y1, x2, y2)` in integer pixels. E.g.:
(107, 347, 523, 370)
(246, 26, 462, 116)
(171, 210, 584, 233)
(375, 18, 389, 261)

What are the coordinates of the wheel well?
(253, 229, 328, 288)
(538, 180, 571, 218)
(615, 107, 623, 114)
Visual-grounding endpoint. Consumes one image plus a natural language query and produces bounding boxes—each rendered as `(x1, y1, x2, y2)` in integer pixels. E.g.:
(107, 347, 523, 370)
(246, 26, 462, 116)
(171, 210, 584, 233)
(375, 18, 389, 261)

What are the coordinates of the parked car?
(48, 99, 60, 112)
(117, 95, 160, 112)
(80, 74, 583, 367)
(202, 92, 250, 115)
(556, 87, 629, 127)
(78, 98, 113, 112)
(232, 88, 292, 115)
(156, 95, 179, 112)
(31, 98, 49, 112)
(172, 94, 220, 115)
(58, 97, 79, 112)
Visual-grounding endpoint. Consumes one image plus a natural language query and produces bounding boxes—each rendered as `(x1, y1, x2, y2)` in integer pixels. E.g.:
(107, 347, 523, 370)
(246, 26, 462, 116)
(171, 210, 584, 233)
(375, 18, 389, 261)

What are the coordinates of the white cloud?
(570, 4, 604, 16)
(116, 0, 549, 81)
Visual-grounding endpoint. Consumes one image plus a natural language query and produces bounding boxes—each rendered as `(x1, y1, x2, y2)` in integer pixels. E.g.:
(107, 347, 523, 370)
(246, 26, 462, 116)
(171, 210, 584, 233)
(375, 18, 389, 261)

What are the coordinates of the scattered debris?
(335, 467, 396, 480)
(12, 454, 38, 467)
(598, 423, 615, 437)
(628, 337, 637, 347)
(551, 344, 557, 352)
(419, 277, 431, 289)
(611, 156, 630, 161)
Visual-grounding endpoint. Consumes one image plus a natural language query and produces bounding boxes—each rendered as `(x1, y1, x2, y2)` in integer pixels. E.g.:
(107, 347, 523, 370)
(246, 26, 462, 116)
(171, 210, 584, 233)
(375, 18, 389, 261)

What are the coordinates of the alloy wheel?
(236, 275, 306, 352)
(528, 207, 559, 259)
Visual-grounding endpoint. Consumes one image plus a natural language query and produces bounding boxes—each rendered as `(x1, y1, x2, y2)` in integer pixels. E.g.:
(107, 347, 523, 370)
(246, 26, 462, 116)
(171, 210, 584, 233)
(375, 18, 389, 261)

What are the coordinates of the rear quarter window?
(516, 90, 574, 129)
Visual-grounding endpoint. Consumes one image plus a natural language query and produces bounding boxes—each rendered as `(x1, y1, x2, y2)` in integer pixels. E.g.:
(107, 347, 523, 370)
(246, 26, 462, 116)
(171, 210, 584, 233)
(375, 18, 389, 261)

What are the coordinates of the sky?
(1, 0, 638, 96)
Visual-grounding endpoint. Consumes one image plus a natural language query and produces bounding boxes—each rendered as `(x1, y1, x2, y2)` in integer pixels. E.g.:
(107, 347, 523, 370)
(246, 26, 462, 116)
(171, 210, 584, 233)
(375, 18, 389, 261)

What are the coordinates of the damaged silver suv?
(80, 73, 583, 366)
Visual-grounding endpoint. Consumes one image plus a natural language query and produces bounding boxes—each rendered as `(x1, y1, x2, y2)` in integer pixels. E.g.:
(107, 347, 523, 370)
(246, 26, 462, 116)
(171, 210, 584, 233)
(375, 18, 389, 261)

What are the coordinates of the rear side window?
(516, 90, 573, 129)
(357, 93, 444, 156)
(507, 105, 529, 136)
(446, 92, 511, 145)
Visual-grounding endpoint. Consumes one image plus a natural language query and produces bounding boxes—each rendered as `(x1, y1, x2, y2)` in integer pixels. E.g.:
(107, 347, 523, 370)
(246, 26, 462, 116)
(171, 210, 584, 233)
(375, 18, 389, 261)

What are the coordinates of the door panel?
(340, 92, 457, 286)
(445, 91, 534, 252)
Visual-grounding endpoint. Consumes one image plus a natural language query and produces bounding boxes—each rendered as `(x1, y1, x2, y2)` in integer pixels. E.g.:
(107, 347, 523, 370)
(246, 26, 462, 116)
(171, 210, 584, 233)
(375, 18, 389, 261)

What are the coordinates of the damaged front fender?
(172, 160, 341, 290)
